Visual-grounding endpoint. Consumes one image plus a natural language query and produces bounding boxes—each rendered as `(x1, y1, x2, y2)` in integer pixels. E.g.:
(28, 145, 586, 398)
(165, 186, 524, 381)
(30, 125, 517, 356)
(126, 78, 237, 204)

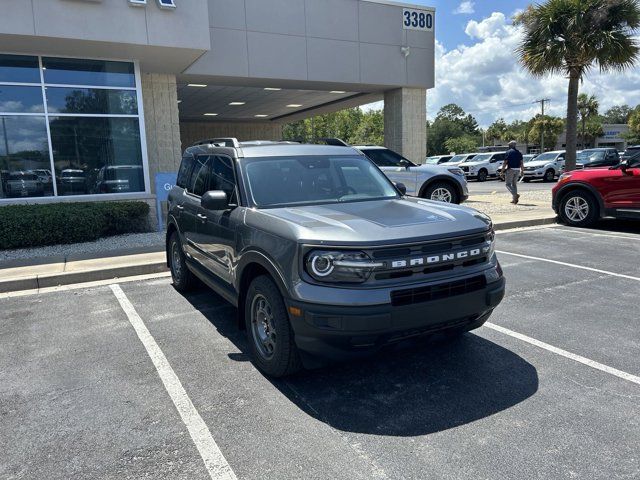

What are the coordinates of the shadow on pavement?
(183, 287, 539, 437)
(592, 218, 640, 235)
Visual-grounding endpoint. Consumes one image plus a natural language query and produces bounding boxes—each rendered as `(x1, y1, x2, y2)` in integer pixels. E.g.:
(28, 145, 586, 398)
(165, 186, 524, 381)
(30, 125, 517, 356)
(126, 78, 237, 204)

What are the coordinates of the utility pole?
(534, 98, 551, 152)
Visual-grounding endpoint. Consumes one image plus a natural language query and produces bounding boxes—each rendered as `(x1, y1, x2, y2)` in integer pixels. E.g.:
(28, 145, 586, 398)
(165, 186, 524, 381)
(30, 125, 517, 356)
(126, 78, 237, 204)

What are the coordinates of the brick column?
(384, 88, 427, 164)
(141, 73, 182, 195)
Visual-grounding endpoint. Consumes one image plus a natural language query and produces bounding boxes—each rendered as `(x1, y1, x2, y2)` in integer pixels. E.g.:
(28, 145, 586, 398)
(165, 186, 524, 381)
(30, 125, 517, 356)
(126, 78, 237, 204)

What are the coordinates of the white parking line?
(554, 227, 640, 241)
(485, 323, 640, 386)
(496, 250, 640, 282)
(110, 284, 237, 480)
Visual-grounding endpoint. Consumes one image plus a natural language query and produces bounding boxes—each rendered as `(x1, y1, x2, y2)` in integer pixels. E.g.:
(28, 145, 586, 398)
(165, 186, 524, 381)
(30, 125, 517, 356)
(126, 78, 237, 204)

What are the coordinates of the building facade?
(0, 0, 435, 208)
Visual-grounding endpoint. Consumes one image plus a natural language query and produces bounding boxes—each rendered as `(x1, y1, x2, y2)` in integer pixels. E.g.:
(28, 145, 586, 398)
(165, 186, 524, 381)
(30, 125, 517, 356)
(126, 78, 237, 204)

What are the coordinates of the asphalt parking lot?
(467, 178, 554, 195)
(2, 223, 639, 479)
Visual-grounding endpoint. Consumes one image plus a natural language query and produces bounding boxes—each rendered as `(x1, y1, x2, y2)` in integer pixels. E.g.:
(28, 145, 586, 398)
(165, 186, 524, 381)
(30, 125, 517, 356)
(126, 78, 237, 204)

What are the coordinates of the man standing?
(501, 140, 524, 204)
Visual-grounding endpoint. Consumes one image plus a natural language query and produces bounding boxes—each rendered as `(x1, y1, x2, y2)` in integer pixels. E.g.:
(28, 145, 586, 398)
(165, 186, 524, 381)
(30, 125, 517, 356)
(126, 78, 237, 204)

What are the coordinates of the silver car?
(354, 145, 469, 204)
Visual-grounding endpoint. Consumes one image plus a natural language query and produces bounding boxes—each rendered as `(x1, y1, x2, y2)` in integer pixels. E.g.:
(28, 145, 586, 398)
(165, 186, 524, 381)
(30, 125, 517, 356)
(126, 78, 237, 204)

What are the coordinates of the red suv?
(552, 155, 640, 227)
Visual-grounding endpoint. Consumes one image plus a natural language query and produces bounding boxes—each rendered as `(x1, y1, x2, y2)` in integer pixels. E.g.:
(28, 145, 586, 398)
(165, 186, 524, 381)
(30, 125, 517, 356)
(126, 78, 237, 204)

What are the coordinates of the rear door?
(183, 155, 211, 260)
(603, 156, 640, 211)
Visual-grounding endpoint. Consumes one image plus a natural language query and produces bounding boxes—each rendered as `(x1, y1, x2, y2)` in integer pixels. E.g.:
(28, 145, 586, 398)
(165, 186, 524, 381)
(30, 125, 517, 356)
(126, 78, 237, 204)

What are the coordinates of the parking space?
(2, 224, 639, 479)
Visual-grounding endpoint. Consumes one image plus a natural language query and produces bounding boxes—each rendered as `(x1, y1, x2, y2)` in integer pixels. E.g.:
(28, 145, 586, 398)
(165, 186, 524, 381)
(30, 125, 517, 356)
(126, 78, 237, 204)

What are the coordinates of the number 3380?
(402, 8, 433, 31)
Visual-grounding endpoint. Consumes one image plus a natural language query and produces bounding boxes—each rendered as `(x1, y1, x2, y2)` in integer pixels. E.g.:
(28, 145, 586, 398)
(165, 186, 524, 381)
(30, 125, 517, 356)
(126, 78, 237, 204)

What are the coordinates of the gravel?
(466, 190, 553, 216)
(0, 231, 165, 263)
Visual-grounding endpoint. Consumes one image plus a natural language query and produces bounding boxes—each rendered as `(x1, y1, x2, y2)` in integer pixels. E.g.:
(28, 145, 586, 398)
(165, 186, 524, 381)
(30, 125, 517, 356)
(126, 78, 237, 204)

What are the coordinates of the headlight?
(558, 173, 572, 182)
(305, 250, 383, 283)
(448, 168, 464, 176)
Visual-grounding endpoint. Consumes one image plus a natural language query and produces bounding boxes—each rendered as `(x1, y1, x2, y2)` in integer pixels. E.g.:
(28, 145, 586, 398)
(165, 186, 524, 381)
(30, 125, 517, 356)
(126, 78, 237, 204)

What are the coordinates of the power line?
(534, 98, 551, 151)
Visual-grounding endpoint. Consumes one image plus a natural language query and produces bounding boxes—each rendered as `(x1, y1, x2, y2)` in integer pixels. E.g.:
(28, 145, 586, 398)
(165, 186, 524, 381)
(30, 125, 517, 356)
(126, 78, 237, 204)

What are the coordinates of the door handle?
(197, 213, 207, 221)
(176, 205, 184, 211)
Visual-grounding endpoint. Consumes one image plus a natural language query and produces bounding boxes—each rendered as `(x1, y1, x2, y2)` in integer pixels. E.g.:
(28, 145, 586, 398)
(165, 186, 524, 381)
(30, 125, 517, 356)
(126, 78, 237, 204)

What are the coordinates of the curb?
(0, 261, 168, 294)
(493, 216, 558, 231)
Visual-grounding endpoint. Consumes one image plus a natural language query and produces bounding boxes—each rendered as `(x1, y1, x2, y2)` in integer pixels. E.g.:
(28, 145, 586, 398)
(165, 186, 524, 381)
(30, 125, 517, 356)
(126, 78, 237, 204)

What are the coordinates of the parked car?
(497, 153, 539, 179)
(95, 165, 144, 193)
(448, 153, 478, 166)
(354, 145, 468, 204)
(58, 169, 88, 195)
(459, 151, 507, 182)
(424, 155, 454, 165)
(5, 171, 45, 198)
(576, 148, 620, 169)
(620, 145, 640, 161)
(522, 150, 565, 182)
(29, 169, 54, 194)
(166, 138, 505, 377)
(552, 153, 640, 226)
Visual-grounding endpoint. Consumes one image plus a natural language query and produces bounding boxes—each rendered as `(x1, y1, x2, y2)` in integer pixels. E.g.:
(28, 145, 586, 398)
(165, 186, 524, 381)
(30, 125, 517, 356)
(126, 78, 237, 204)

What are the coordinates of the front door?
(196, 155, 240, 285)
(183, 155, 211, 262)
(363, 149, 419, 195)
(603, 158, 640, 212)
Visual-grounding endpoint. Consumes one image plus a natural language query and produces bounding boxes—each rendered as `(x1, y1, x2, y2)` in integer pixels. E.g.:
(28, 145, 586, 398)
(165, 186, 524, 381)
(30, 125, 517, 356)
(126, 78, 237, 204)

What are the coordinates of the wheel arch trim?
(554, 182, 605, 217)
(418, 175, 464, 200)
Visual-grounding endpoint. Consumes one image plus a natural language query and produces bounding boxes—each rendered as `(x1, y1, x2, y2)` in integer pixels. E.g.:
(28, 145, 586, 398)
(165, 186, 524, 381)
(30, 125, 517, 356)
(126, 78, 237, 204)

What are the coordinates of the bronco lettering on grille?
(389, 246, 490, 269)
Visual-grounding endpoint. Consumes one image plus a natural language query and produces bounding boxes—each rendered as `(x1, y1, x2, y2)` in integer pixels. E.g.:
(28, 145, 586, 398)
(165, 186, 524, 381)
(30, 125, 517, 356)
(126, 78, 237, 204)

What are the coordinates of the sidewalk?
(0, 195, 556, 294)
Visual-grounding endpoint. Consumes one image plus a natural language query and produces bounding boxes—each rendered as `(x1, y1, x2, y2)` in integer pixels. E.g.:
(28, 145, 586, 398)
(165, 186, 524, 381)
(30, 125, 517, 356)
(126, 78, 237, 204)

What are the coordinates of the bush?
(0, 201, 150, 250)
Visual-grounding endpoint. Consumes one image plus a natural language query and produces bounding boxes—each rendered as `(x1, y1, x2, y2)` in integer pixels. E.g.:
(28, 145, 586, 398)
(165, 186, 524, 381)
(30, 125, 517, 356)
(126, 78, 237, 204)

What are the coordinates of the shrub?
(0, 201, 150, 250)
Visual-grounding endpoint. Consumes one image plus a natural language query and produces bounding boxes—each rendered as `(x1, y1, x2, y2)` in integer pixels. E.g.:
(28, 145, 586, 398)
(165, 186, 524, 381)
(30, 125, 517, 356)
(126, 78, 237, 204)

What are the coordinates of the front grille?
(390, 275, 487, 307)
(461, 166, 470, 172)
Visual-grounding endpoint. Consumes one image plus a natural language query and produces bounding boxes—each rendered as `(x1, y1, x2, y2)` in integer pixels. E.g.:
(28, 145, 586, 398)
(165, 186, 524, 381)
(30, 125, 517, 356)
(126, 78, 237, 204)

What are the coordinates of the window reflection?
(46, 87, 137, 115)
(0, 116, 52, 199)
(49, 117, 144, 196)
(0, 54, 40, 83)
(42, 58, 136, 88)
(0, 86, 45, 113)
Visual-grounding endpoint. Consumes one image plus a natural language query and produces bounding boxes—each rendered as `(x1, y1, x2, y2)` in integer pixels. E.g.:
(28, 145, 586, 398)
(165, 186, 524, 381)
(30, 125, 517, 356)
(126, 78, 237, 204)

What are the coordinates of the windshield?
(424, 156, 442, 164)
(523, 155, 536, 163)
(243, 156, 399, 208)
(578, 151, 605, 163)
(450, 154, 471, 163)
(468, 154, 491, 163)
(534, 153, 558, 161)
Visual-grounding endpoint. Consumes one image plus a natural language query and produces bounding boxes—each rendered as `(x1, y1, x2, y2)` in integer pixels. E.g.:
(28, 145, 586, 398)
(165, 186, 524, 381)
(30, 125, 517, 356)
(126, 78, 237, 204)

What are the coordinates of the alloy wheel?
(564, 196, 589, 222)
(430, 187, 453, 203)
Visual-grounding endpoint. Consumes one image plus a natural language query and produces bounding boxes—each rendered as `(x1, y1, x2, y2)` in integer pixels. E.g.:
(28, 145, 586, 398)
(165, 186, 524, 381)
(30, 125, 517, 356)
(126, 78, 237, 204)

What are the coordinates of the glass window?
(48, 117, 143, 196)
(0, 86, 45, 113)
(188, 156, 210, 197)
(361, 148, 404, 167)
(177, 155, 194, 188)
(46, 88, 138, 115)
(42, 57, 136, 88)
(211, 155, 238, 203)
(0, 54, 40, 83)
(0, 116, 52, 199)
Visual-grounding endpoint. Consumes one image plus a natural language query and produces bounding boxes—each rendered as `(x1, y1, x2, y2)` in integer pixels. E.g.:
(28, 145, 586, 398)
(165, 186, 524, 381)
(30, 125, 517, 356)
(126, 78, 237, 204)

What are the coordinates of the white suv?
(523, 150, 565, 182)
(354, 146, 469, 204)
(459, 152, 507, 182)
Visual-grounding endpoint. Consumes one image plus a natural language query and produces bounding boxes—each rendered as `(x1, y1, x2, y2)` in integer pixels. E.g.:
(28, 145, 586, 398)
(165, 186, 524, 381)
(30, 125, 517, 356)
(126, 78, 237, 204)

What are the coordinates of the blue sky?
(365, 1, 640, 127)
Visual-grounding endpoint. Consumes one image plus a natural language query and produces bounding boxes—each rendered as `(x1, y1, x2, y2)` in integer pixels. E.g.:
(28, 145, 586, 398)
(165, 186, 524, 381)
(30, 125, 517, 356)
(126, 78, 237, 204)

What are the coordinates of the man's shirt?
(506, 148, 523, 169)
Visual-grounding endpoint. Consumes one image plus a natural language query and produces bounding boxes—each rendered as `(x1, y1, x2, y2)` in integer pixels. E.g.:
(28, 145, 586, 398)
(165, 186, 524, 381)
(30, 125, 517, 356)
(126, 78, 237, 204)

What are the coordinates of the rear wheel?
(169, 231, 196, 292)
(423, 182, 459, 204)
(559, 190, 599, 227)
(245, 275, 302, 377)
(477, 169, 488, 182)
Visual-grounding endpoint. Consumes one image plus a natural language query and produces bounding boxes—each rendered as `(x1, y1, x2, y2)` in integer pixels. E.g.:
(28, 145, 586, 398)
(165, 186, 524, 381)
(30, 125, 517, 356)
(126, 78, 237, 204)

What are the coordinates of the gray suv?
(166, 138, 505, 377)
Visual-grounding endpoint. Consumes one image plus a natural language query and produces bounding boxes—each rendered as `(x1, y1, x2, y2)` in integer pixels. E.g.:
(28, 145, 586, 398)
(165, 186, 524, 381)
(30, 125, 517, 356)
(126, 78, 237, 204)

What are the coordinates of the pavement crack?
(567, 378, 640, 400)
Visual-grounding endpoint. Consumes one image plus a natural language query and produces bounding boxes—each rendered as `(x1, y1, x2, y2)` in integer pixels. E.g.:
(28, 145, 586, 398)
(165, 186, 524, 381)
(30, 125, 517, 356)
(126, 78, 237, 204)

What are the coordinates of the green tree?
(352, 109, 384, 146)
(516, 0, 640, 171)
(427, 104, 480, 154)
(603, 104, 633, 124)
(485, 118, 508, 144)
(582, 116, 604, 148)
(577, 93, 599, 149)
(626, 107, 640, 143)
(444, 135, 478, 154)
(529, 115, 565, 149)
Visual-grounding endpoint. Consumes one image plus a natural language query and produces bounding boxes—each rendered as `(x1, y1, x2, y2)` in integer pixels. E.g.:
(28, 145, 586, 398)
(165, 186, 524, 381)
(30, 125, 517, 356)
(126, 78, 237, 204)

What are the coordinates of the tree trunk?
(565, 71, 580, 171)
(581, 118, 586, 149)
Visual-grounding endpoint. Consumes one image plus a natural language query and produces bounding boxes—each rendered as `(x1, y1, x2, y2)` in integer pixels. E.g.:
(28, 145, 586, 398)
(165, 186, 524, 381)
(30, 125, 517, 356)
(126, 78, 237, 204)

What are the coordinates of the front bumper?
(287, 275, 506, 363)
(523, 170, 544, 178)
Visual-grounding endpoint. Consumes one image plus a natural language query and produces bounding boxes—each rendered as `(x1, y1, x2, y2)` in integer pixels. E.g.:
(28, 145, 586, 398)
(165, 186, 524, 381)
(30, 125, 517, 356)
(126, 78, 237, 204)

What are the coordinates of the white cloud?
(427, 12, 640, 127)
(453, 1, 475, 15)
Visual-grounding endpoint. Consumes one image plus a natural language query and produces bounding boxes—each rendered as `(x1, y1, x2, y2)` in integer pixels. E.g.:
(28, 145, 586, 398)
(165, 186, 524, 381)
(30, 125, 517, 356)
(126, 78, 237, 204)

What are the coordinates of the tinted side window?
(361, 149, 402, 167)
(210, 155, 238, 204)
(188, 156, 210, 196)
(176, 154, 194, 188)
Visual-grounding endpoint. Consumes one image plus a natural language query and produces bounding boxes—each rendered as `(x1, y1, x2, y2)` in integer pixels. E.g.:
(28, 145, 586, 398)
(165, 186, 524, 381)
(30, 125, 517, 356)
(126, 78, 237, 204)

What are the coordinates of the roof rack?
(193, 137, 240, 148)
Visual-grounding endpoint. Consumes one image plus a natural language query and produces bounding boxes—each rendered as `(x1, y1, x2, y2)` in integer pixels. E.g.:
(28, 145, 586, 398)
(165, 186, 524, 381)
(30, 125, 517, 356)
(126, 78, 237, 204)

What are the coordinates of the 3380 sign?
(402, 8, 434, 31)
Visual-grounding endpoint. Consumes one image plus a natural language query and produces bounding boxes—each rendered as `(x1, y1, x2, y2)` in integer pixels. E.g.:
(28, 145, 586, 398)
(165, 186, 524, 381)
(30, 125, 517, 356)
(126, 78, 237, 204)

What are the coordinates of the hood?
(526, 160, 555, 168)
(459, 160, 486, 167)
(246, 197, 491, 246)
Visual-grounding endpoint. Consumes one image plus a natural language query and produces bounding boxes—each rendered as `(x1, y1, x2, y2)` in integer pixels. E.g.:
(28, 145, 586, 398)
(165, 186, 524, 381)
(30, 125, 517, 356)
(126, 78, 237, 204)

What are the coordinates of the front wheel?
(477, 169, 488, 182)
(169, 231, 196, 292)
(543, 169, 555, 182)
(245, 275, 302, 377)
(423, 182, 459, 204)
(559, 190, 599, 227)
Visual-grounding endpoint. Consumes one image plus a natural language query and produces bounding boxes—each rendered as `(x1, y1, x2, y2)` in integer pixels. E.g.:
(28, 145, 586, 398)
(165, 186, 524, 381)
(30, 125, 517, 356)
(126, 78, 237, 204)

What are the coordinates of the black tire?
(559, 190, 599, 227)
(169, 231, 196, 292)
(245, 275, 302, 377)
(523, 177, 531, 183)
(477, 169, 488, 182)
(543, 169, 555, 182)
(423, 181, 460, 204)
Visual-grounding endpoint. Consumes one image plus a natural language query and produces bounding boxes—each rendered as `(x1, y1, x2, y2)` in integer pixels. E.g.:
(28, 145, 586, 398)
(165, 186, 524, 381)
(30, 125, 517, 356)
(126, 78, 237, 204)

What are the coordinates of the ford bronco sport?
(166, 138, 505, 377)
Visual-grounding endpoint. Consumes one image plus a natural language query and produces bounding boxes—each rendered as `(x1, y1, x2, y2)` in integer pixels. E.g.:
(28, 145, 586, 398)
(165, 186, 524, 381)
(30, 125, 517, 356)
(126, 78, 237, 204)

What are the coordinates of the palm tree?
(516, 0, 640, 171)
(577, 94, 599, 149)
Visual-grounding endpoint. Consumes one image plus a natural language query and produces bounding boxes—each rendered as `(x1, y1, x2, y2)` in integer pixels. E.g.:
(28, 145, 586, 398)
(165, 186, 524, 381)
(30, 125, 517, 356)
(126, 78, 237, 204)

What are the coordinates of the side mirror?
(201, 190, 228, 210)
(398, 159, 411, 169)
(395, 182, 407, 195)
